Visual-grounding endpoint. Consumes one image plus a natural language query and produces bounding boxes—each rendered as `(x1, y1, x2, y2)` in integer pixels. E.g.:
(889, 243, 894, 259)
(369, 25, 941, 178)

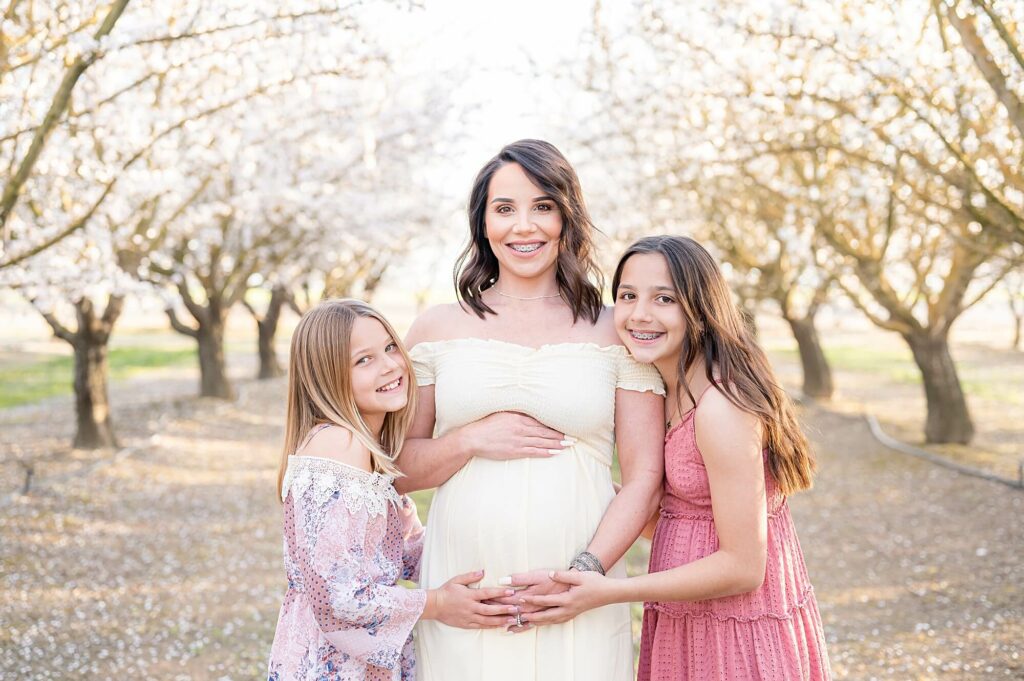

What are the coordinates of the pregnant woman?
(394, 139, 665, 681)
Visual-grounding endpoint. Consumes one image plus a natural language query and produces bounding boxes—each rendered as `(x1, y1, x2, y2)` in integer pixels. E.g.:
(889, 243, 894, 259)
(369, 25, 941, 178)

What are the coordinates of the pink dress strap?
(296, 422, 334, 452)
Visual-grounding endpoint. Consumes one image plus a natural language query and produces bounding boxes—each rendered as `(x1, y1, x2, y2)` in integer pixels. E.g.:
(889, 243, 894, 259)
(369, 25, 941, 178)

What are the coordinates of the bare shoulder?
(592, 305, 624, 347)
(694, 388, 762, 463)
(405, 303, 476, 347)
(297, 424, 372, 472)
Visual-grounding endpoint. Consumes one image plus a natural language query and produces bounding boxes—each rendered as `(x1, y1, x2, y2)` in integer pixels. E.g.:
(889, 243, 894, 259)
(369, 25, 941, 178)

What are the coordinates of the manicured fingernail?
(498, 576, 512, 586)
(505, 589, 515, 596)
(508, 606, 518, 613)
(560, 439, 575, 446)
(548, 571, 555, 578)
(547, 449, 560, 455)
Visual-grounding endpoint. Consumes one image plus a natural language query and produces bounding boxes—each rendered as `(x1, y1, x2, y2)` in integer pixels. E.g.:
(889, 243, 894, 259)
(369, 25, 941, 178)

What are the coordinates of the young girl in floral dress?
(520, 237, 831, 680)
(267, 299, 518, 681)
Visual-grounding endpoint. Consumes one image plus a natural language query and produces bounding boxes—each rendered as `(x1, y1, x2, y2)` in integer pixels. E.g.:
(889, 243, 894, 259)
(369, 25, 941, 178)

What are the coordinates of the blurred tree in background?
(0, 1, 452, 446)
(572, 0, 1022, 443)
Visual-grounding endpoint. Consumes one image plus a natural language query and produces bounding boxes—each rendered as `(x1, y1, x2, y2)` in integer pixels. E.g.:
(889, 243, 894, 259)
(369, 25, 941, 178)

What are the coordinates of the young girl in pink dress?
(519, 237, 831, 680)
(267, 299, 519, 681)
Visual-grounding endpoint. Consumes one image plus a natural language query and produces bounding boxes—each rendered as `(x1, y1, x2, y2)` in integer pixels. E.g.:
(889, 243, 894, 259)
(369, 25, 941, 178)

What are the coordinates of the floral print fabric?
(267, 455, 427, 681)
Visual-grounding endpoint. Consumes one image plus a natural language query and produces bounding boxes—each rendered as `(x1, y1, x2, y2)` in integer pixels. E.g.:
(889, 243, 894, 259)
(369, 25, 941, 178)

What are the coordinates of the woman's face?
(349, 316, 409, 421)
(484, 162, 562, 283)
(613, 252, 686, 368)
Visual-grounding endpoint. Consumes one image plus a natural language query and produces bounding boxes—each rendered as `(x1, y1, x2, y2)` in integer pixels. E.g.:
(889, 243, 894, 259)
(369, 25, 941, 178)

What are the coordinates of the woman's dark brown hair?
(612, 235, 816, 495)
(455, 139, 604, 323)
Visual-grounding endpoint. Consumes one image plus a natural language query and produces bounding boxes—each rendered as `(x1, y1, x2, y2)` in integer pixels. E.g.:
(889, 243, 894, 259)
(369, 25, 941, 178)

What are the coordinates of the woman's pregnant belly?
(419, 449, 614, 588)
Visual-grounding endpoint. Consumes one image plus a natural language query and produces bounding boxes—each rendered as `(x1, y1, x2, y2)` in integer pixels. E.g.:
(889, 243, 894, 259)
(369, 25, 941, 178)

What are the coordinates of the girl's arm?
(520, 390, 768, 624)
(581, 387, 665, 568)
(613, 480, 662, 541)
(398, 495, 425, 582)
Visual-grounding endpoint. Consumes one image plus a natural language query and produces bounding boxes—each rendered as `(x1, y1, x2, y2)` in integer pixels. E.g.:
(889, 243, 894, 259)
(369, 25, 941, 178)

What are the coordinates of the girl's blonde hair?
(278, 298, 417, 500)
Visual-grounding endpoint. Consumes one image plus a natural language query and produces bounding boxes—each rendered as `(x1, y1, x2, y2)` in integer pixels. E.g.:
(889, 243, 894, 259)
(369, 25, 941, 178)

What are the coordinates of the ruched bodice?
(409, 338, 664, 681)
(414, 338, 662, 466)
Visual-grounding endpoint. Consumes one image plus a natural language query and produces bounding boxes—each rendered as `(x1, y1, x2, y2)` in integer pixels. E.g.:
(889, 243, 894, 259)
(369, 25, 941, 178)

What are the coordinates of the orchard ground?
(0, 298, 1021, 679)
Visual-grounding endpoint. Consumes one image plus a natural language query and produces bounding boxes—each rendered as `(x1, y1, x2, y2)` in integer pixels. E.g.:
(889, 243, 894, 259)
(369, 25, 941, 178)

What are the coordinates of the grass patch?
(772, 345, 921, 385)
(0, 347, 196, 409)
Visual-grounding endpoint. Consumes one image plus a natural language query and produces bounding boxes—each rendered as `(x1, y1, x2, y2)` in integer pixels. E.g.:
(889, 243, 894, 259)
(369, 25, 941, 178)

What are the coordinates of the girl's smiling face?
(613, 252, 686, 370)
(349, 316, 409, 422)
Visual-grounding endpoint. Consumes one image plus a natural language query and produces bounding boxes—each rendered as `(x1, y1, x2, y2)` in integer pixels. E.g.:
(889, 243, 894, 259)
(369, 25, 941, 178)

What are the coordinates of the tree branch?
(165, 305, 199, 339)
(0, 0, 129, 231)
(942, 2, 1024, 138)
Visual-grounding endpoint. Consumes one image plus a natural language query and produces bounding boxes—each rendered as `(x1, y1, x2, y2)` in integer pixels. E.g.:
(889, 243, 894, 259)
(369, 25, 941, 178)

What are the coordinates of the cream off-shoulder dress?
(409, 338, 665, 681)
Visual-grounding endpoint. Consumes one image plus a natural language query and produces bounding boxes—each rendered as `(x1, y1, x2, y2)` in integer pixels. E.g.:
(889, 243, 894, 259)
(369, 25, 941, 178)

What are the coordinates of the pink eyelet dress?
(638, 387, 831, 681)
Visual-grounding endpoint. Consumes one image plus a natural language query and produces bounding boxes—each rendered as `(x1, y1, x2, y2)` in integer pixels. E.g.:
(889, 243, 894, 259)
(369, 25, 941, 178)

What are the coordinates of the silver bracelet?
(569, 551, 606, 575)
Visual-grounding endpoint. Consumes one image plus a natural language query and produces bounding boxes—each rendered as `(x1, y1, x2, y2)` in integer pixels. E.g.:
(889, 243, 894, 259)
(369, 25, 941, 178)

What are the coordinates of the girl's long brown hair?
(278, 299, 417, 500)
(612, 235, 815, 495)
(455, 139, 604, 324)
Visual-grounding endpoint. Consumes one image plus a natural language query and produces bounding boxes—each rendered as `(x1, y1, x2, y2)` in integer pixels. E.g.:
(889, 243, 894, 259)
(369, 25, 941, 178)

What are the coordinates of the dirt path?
(0, 377, 1021, 679)
(792, 407, 1023, 679)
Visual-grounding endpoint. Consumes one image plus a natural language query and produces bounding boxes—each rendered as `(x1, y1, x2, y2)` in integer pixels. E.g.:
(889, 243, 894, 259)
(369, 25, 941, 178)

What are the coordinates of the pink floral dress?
(638, 388, 831, 680)
(267, 455, 427, 681)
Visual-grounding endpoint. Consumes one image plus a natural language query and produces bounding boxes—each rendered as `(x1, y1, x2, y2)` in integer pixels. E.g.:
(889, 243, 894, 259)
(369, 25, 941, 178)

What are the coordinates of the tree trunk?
(902, 331, 974, 444)
(166, 290, 236, 400)
(72, 337, 117, 448)
(38, 295, 124, 449)
(784, 313, 834, 400)
(197, 316, 234, 399)
(255, 285, 287, 379)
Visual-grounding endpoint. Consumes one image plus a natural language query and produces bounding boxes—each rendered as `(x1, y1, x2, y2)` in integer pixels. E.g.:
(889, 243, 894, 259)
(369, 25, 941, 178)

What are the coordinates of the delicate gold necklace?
(493, 289, 561, 301)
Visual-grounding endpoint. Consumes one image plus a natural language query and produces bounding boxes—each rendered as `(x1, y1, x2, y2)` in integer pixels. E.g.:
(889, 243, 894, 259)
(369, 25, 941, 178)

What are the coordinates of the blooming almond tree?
(575, 0, 1020, 443)
(1, 0, 413, 443)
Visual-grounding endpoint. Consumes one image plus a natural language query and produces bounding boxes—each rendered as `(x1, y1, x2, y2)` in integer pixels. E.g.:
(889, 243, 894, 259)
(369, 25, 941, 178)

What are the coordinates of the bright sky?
(362, 0, 602, 298)
(374, 0, 597, 178)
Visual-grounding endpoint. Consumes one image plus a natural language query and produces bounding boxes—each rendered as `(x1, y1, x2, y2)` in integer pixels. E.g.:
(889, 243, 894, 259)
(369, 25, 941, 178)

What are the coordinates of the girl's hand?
(516, 570, 619, 626)
(424, 570, 519, 629)
(459, 412, 573, 461)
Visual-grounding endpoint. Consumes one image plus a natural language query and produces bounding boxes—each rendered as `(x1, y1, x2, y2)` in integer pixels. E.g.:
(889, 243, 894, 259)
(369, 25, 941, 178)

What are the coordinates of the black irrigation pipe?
(865, 414, 1024, 491)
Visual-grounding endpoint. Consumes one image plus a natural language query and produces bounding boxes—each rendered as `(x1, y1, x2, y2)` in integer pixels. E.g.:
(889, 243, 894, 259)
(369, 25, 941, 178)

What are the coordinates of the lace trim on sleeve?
(281, 455, 400, 515)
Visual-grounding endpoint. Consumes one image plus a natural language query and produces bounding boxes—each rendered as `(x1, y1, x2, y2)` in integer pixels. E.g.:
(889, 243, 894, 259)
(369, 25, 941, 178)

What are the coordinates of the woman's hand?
(423, 570, 519, 629)
(516, 570, 621, 626)
(484, 568, 572, 632)
(458, 412, 574, 461)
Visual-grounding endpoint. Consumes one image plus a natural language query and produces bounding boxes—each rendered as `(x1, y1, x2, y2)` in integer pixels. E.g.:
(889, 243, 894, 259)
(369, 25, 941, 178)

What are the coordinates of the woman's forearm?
(394, 431, 470, 494)
(584, 473, 661, 571)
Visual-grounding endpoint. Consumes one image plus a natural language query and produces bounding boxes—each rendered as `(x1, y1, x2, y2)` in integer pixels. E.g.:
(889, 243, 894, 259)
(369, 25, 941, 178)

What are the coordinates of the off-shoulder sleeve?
(398, 495, 425, 582)
(408, 342, 436, 387)
(615, 349, 666, 395)
(283, 476, 427, 670)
